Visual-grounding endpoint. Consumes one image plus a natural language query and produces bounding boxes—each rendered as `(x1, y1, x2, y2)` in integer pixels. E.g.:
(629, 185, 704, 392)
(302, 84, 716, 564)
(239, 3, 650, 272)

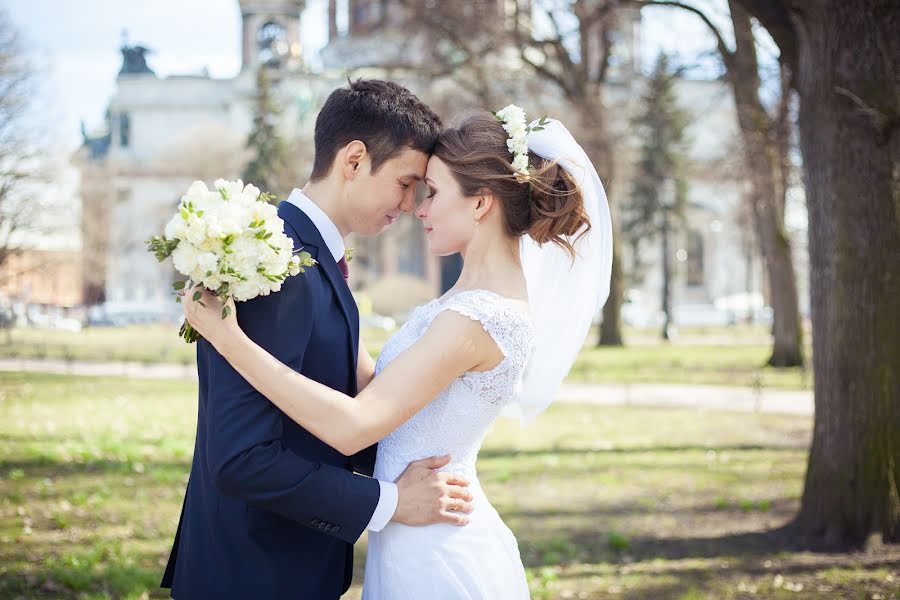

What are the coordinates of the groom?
(162, 80, 473, 599)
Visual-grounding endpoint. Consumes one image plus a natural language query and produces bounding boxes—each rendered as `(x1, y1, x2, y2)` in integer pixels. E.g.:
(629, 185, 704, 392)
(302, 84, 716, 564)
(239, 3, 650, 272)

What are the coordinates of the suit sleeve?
(205, 266, 380, 544)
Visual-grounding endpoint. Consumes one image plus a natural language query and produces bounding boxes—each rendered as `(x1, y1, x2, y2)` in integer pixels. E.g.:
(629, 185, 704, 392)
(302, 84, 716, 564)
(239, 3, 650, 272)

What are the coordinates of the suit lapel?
(278, 202, 360, 394)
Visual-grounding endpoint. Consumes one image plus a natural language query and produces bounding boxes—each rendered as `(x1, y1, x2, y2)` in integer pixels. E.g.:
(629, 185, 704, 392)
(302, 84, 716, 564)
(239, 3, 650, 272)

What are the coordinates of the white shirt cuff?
(366, 480, 398, 532)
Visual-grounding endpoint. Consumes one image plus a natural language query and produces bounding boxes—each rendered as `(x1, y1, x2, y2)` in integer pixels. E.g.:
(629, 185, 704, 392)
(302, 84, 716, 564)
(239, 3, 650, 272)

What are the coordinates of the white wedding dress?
(362, 288, 533, 600)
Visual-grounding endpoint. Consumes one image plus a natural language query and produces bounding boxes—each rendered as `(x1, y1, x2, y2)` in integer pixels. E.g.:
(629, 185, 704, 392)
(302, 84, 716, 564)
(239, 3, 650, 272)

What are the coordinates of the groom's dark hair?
(309, 79, 442, 181)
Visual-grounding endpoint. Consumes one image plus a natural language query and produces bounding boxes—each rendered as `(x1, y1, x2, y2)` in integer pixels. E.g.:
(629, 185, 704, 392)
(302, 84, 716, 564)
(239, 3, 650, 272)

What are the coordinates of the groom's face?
(346, 147, 429, 236)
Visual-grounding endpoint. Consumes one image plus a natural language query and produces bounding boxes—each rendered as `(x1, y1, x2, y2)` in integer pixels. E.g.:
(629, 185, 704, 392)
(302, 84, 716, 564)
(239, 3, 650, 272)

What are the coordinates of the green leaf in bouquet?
(222, 305, 231, 319)
(219, 187, 230, 201)
(192, 291, 202, 302)
(172, 281, 186, 291)
(146, 235, 180, 262)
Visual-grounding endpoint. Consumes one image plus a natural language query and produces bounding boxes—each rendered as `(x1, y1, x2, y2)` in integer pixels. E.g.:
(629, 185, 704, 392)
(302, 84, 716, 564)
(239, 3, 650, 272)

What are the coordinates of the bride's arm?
(185, 289, 501, 456)
(357, 336, 376, 392)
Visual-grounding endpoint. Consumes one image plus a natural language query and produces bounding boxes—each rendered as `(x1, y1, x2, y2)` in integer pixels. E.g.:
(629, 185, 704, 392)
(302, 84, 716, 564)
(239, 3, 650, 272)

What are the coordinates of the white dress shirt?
(284, 188, 398, 533)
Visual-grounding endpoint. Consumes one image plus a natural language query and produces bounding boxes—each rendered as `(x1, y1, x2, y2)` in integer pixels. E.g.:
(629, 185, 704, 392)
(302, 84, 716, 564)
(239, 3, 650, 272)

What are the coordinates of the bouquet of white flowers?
(147, 179, 316, 343)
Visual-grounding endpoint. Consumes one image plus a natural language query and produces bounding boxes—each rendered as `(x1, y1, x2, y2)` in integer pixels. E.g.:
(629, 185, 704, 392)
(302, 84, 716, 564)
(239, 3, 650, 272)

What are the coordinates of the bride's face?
(416, 156, 478, 256)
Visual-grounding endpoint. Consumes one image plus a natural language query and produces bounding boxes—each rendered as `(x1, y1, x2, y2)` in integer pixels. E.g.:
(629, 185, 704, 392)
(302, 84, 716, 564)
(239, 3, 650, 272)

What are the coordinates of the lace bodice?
(373, 289, 534, 483)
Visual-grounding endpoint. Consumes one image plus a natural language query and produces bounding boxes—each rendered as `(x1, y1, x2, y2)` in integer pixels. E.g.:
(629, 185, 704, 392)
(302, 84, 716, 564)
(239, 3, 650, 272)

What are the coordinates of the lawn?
(2, 372, 895, 599)
(1, 324, 813, 390)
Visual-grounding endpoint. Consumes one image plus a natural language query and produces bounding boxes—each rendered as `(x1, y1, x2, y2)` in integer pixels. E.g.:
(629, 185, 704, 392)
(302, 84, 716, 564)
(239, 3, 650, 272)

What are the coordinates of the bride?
(182, 109, 612, 599)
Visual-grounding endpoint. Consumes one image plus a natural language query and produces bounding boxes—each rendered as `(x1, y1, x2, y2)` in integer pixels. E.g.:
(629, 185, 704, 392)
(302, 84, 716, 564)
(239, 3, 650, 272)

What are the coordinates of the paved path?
(0, 358, 814, 416)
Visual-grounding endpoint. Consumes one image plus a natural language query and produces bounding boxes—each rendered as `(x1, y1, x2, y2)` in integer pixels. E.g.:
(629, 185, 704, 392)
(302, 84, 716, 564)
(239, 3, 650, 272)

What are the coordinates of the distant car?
(52, 317, 83, 333)
(618, 289, 663, 328)
(672, 304, 734, 327)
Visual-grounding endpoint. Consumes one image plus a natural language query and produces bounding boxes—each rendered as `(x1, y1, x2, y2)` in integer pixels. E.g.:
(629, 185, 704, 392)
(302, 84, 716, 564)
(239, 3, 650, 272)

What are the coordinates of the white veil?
(508, 118, 614, 422)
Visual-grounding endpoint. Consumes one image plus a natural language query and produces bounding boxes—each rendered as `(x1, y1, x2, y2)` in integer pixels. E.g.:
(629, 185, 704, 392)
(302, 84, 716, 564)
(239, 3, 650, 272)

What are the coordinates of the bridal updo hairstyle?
(433, 111, 590, 257)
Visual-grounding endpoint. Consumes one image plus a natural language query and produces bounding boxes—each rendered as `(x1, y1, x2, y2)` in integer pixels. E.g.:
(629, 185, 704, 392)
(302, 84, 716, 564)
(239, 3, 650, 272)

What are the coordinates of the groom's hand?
(392, 454, 474, 526)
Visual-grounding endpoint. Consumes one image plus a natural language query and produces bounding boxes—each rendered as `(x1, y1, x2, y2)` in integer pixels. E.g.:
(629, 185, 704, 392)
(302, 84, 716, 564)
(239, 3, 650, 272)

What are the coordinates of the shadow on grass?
(479, 443, 808, 459)
(0, 557, 167, 600)
(506, 497, 799, 521)
(529, 521, 900, 567)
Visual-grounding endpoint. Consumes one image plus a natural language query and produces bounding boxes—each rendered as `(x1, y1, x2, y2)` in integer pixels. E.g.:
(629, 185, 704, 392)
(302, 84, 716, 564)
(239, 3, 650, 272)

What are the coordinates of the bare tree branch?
(0, 8, 50, 271)
(627, 0, 734, 67)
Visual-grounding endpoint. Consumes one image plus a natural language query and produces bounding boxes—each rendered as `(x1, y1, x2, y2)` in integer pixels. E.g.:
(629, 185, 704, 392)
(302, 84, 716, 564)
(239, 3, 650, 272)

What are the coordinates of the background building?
(74, 0, 799, 322)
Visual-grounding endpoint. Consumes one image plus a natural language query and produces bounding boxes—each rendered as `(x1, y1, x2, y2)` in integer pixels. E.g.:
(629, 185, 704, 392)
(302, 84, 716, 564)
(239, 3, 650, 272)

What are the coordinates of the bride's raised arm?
(183, 288, 502, 456)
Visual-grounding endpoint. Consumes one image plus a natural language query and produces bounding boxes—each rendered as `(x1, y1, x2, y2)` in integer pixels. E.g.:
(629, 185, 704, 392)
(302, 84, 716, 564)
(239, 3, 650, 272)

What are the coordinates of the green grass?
(0, 325, 197, 365)
(2, 372, 895, 599)
(1, 324, 813, 390)
(570, 343, 812, 390)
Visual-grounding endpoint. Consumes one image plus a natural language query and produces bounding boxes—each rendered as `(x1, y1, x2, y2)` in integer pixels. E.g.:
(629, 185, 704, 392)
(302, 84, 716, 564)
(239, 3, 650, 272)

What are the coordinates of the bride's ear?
(474, 190, 495, 224)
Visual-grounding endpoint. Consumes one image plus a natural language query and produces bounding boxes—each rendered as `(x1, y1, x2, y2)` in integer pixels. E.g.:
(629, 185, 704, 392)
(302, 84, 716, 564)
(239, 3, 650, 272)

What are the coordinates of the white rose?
(196, 251, 218, 275)
(288, 255, 301, 276)
(506, 121, 527, 137)
(164, 214, 188, 240)
(221, 179, 245, 200)
(242, 183, 261, 199)
(205, 215, 225, 239)
(497, 104, 523, 120)
(508, 137, 528, 156)
(185, 181, 209, 199)
(216, 205, 248, 236)
(198, 237, 222, 253)
(231, 281, 260, 302)
(171, 242, 200, 276)
(512, 154, 529, 173)
(185, 214, 207, 246)
(202, 273, 224, 291)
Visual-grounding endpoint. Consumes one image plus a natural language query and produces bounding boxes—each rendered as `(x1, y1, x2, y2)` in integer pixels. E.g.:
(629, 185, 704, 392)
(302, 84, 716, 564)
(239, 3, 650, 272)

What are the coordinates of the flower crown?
(491, 104, 550, 185)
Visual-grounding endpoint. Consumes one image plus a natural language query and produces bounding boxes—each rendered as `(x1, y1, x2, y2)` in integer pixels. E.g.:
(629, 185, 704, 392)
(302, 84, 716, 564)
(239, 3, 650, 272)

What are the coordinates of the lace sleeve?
(435, 290, 533, 405)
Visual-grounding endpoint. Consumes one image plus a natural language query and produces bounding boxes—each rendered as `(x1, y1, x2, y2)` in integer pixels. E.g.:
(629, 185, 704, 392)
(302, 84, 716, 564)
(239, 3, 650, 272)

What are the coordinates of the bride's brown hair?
(433, 111, 590, 257)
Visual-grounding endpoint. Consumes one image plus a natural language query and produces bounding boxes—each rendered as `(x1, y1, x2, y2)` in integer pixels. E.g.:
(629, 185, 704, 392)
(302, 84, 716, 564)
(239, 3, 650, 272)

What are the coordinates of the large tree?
(734, 0, 899, 547)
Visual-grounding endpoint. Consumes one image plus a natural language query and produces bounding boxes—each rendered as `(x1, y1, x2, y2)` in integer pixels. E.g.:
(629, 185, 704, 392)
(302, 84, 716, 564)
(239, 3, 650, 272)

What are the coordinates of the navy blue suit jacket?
(162, 202, 380, 599)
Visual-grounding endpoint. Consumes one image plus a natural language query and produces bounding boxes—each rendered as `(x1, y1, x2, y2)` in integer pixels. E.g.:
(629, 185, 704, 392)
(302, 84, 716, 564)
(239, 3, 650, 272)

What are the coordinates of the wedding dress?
(362, 288, 533, 600)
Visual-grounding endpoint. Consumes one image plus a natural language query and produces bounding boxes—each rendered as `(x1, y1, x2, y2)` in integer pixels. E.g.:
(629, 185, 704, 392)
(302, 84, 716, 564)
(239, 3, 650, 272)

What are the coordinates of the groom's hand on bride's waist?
(391, 454, 474, 527)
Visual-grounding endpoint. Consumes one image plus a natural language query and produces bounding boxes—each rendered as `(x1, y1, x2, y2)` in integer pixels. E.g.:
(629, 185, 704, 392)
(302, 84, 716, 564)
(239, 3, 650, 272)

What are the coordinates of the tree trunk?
(660, 209, 673, 340)
(599, 237, 625, 345)
(578, 97, 625, 347)
(782, 0, 900, 547)
(728, 1, 804, 367)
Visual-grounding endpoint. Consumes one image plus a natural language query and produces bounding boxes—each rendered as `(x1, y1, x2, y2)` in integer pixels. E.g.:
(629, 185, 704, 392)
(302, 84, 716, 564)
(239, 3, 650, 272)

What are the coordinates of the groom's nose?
(399, 190, 416, 214)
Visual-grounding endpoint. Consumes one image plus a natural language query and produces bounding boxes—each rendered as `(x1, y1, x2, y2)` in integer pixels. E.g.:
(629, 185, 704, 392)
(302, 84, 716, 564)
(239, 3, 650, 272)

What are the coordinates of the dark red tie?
(337, 256, 349, 281)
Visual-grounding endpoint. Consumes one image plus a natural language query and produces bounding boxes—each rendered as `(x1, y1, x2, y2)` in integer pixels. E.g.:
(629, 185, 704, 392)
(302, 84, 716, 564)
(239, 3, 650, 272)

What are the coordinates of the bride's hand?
(181, 286, 239, 347)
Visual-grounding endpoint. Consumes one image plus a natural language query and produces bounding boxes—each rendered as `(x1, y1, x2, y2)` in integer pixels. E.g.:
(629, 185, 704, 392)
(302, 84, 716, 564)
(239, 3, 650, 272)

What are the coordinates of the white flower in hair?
(491, 104, 550, 184)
